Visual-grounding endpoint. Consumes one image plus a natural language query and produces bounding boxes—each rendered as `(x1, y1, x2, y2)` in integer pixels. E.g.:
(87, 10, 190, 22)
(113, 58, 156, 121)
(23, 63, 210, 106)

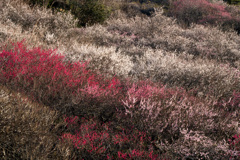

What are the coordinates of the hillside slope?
(1, 0, 240, 159)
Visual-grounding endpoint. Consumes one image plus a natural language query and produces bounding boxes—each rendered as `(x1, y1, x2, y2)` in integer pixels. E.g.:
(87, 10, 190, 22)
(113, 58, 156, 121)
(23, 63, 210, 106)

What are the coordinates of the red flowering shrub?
(229, 134, 240, 158)
(215, 91, 240, 112)
(0, 41, 125, 118)
(4, 42, 231, 158)
(230, 92, 240, 108)
(61, 116, 161, 159)
(0, 42, 187, 119)
(169, 0, 234, 26)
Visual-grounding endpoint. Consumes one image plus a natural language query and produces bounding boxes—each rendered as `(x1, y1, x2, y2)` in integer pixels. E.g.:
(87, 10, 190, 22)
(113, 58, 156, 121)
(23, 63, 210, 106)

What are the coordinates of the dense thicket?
(1, 0, 240, 159)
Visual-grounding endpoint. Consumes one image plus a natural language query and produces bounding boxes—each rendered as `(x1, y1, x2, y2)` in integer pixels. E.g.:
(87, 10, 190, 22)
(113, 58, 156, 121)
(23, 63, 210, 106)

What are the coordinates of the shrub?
(1, 42, 239, 159)
(120, 2, 143, 18)
(229, 134, 240, 159)
(23, 0, 110, 27)
(224, 4, 240, 33)
(68, 0, 111, 27)
(0, 41, 123, 119)
(0, 85, 71, 159)
(224, 0, 240, 5)
(61, 116, 162, 159)
(24, 0, 55, 8)
(215, 91, 240, 112)
(169, 0, 234, 26)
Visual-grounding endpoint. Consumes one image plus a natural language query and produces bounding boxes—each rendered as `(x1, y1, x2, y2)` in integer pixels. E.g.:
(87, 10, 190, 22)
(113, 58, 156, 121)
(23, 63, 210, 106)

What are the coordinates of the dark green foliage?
(24, 0, 111, 27)
(224, 0, 240, 5)
(68, 0, 110, 27)
(24, 0, 54, 7)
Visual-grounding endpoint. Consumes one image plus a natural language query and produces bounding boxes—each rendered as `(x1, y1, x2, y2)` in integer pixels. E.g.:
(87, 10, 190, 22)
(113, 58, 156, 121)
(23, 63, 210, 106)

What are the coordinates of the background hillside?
(1, 0, 240, 159)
